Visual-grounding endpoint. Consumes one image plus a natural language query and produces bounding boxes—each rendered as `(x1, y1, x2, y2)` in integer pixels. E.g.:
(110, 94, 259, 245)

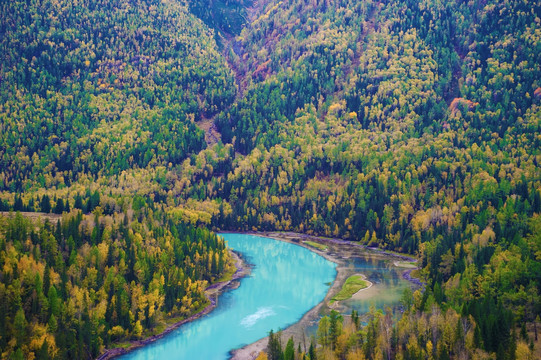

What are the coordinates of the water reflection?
(341, 255, 414, 314)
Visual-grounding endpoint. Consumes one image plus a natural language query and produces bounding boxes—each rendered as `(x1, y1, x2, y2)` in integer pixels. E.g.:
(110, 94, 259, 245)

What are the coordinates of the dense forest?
(1, 0, 540, 358)
(0, 210, 230, 359)
(0, 0, 236, 190)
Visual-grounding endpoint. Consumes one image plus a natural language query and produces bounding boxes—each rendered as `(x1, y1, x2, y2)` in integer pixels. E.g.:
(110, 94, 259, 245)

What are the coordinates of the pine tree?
(12, 348, 24, 360)
(268, 330, 283, 360)
(351, 309, 360, 330)
(329, 310, 343, 349)
(38, 339, 50, 360)
(48, 314, 57, 333)
(14, 308, 27, 346)
(54, 198, 64, 214)
(40, 195, 51, 213)
(308, 341, 316, 360)
(48, 286, 60, 317)
(74, 195, 83, 210)
(284, 337, 294, 360)
(13, 195, 23, 211)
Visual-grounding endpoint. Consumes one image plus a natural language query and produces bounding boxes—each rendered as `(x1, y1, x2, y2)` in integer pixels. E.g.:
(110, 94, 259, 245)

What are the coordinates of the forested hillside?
(1, 0, 540, 358)
(0, 0, 236, 190)
(0, 0, 238, 358)
(0, 210, 230, 359)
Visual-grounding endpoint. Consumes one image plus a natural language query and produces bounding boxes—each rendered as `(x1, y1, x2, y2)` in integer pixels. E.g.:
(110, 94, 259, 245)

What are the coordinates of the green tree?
(267, 330, 283, 360)
(284, 337, 295, 360)
(308, 341, 316, 360)
(317, 315, 330, 346)
(40, 195, 51, 213)
(54, 199, 64, 214)
(48, 314, 57, 333)
(37, 339, 50, 360)
(12, 348, 24, 360)
(329, 310, 343, 350)
(13, 308, 26, 346)
(48, 286, 60, 317)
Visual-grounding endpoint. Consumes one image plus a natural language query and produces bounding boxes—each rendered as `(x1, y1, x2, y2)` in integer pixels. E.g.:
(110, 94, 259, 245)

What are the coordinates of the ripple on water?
(240, 307, 276, 328)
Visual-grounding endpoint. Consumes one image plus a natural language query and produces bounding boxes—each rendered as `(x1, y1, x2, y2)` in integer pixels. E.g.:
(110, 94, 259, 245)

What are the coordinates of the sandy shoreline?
(229, 231, 420, 360)
(96, 250, 251, 360)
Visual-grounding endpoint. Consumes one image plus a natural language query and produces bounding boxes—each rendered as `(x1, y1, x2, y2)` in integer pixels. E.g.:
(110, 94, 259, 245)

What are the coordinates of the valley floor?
(98, 230, 419, 360)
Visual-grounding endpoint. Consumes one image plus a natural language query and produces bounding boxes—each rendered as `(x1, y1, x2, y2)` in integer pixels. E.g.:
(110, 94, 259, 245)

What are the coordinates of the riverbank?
(96, 250, 251, 360)
(230, 231, 420, 360)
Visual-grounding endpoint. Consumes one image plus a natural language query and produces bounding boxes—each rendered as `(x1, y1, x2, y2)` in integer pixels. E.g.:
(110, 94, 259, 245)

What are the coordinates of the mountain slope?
(0, 0, 540, 358)
(0, 0, 237, 191)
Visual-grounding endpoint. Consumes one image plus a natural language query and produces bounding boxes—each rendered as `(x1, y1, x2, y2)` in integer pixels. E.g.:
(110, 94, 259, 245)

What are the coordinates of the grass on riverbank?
(331, 275, 368, 303)
(304, 240, 328, 251)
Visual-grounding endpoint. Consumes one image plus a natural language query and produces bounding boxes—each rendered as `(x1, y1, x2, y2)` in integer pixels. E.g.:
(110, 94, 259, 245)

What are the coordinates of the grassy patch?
(331, 275, 368, 303)
(304, 240, 328, 251)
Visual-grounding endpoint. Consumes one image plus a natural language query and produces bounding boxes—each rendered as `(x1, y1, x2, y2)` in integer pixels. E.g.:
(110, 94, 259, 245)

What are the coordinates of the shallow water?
(121, 233, 337, 360)
(341, 256, 413, 313)
(304, 254, 416, 336)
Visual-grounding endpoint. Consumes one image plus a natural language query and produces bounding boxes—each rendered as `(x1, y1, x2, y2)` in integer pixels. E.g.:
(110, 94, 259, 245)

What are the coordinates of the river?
(120, 233, 337, 360)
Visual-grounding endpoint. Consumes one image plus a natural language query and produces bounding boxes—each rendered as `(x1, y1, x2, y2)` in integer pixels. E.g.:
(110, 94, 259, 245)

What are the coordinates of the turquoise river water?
(121, 233, 337, 360)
